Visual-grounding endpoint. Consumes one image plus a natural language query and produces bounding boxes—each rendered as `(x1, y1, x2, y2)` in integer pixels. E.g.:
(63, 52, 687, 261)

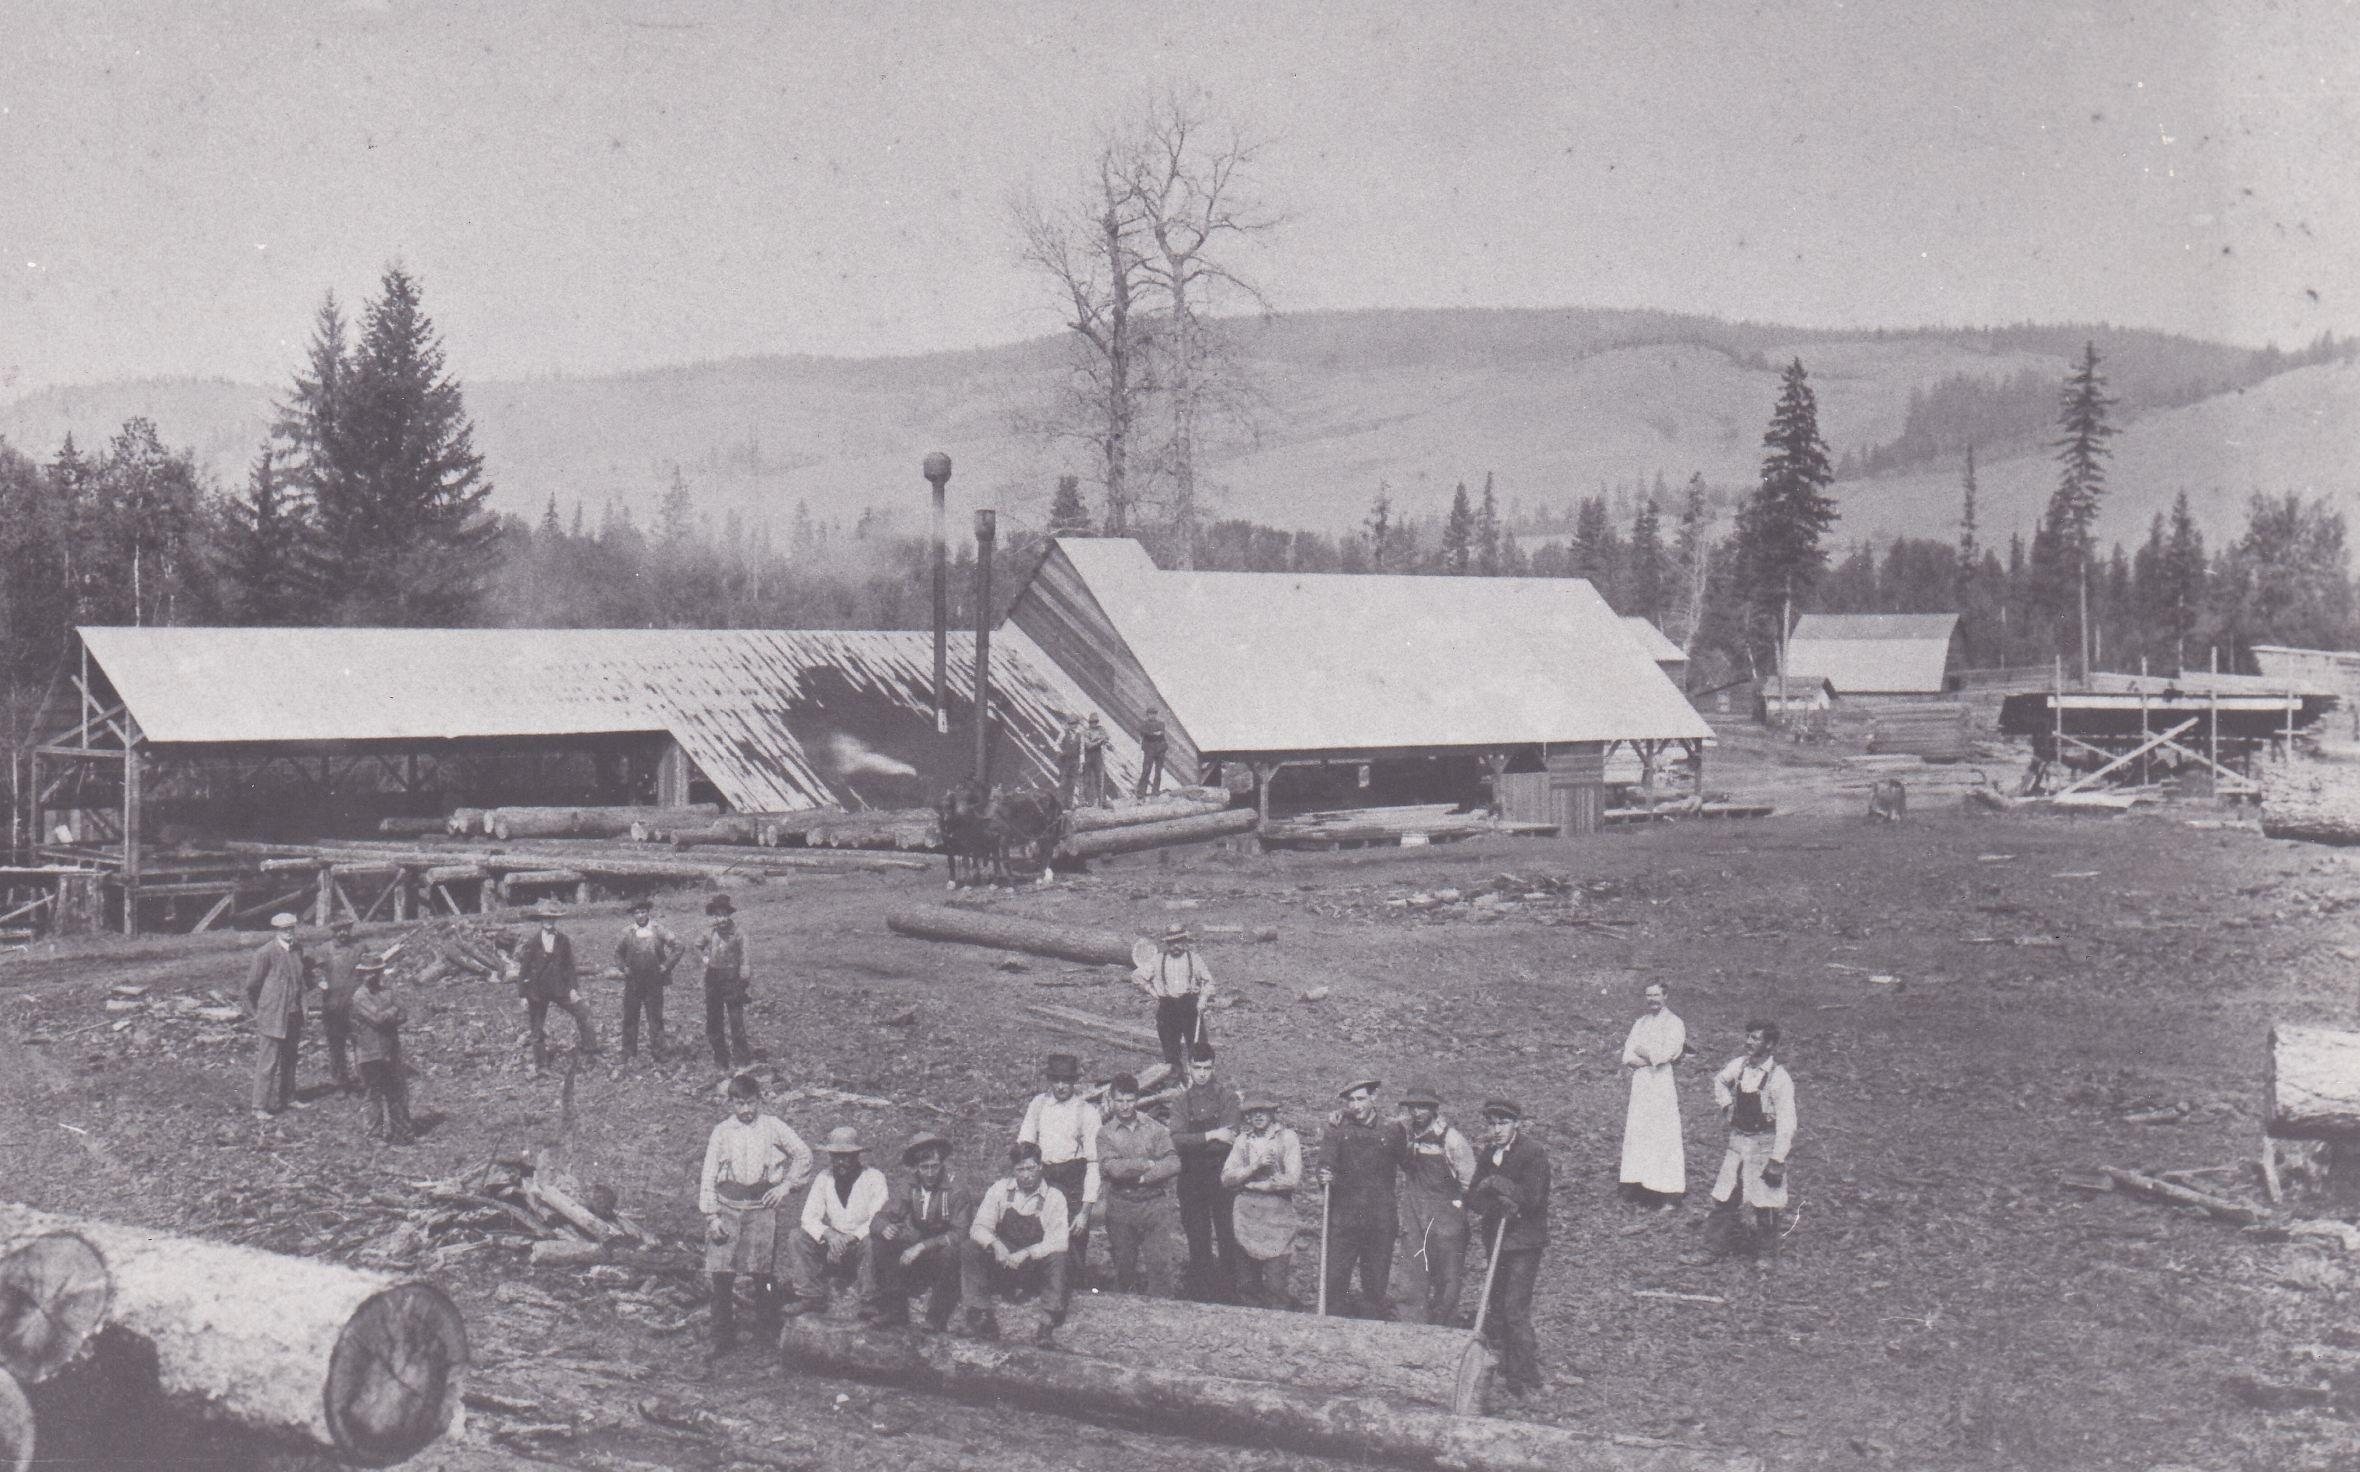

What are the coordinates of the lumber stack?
(2262, 759, 2360, 845)
(1867, 704, 1973, 761)
(2265, 1024, 2360, 1139)
(887, 909, 1134, 966)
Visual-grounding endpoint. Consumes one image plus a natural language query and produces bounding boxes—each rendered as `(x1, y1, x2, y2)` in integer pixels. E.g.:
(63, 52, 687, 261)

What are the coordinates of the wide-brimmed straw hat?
(821, 1126, 864, 1155)
(1336, 1078, 1383, 1101)
(901, 1131, 952, 1165)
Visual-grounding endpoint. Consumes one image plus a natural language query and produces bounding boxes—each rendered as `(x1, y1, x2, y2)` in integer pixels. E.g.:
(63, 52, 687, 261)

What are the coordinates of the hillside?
(1, 308, 2343, 551)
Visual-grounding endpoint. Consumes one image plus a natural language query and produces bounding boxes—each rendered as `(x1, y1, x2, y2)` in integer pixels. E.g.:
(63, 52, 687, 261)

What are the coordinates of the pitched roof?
(1039, 539, 1710, 753)
(1782, 612, 1957, 694)
(75, 625, 1131, 813)
(1620, 616, 1688, 664)
(1787, 614, 1960, 642)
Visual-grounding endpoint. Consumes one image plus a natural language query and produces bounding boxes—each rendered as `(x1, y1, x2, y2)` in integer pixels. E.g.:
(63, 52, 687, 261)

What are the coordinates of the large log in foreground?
(2266, 1024, 2360, 1139)
(1056, 1293, 1482, 1411)
(1058, 808, 1260, 860)
(0, 1371, 31, 1472)
(887, 909, 1134, 967)
(0, 1231, 110, 1383)
(775, 1317, 1760, 1472)
(0, 1204, 466, 1468)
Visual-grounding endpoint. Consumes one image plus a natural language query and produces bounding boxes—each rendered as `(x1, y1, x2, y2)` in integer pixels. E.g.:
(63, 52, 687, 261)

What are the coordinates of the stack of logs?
(0, 1203, 467, 1470)
(409, 1153, 659, 1265)
(1054, 789, 1255, 860)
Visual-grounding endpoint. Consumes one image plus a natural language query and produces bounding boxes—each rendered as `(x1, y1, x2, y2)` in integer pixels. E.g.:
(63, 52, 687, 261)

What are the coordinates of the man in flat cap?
(872, 1132, 974, 1331)
(1397, 1081, 1476, 1326)
(1221, 1093, 1304, 1309)
(1319, 1077, 1409, 1319)
(245, 912, 313, 1119)
(350, 955, 414, 1145)
(786, 1126, 891, 1317)
(514, 900, 598, 1079)
(1018, 1052, 1101, 1282)
(1132, 924, 1217, 1071)
(1095, 1072, 1181, 1297)
(1169, 1041, 1244, 1302)
(615, 897, 684, 1063)
(699, 894, 755, 1071)
(1470, 1100, 1552, 1400)
(961, 1141, 1072, 1345)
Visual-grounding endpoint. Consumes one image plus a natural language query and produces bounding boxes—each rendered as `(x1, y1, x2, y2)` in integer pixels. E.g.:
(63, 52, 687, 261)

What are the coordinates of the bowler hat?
(269, 912, 300, 930)
(1044, 1052, 1081, 1080)
(1481, 1098, 1523, 1121)
(901, 1131, 952, 1165)
(529, 900, 569, 920)
(1336, 1078, 1383, 1101)
(705, 894, 736, 917)
(1400, 1081, 1442, 1107)
(821, 1126, 864, 1155)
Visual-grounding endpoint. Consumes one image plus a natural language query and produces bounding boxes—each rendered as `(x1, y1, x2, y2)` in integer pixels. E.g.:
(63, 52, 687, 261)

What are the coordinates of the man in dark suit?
(1470, 1099, 1552, 1402)
(245, 912, 312, 1118)
(513, 900, 598, 1078)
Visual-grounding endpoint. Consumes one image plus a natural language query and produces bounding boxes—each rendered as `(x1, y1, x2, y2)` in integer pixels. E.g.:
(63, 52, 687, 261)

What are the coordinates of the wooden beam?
(190, 893, 237, 934)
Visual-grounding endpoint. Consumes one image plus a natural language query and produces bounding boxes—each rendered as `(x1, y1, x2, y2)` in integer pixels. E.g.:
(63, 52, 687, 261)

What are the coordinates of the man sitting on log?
(614, 898, 684, 1063)
(350, 956, 414, 1145)
(960, 1141, 1071, 1345)
(699, 1073, 814, 1356)
(1132, 925, 1216, 1071)
(785, 1127, 890, 1318)
(1018, 1052, 1101, 1284)
(871, 1131, 974, 1330)
(1699, 1020, 1797, 1269)
(319, 918, 366, 1096)
(1170, 1042, 1244, 1302)
(1396, 1080, 1476, 1326)
(514, 901, 599, 1080)
(246, 912, 313, 1120)
(1221, 1093, 1304, 1309)
(699, 894, 757, 1071)
(1470, 1099, 1551, 1401)
(1095, 1073, 1181, 1296)
(1319, 1077, 1408, 1320)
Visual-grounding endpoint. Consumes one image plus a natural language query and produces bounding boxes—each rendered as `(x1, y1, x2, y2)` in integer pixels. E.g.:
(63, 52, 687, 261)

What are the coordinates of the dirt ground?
(7, 747, 2360, 1471)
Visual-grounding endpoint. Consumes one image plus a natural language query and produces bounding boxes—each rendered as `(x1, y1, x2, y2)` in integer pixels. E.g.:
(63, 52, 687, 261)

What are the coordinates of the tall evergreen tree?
(216, 445, 322, 624)
(2035, 342, 2116, 673)
(1441, 482, 1475, 573)
(1363, 486, 1394, 572)
(1625, 497, 1665, 622)
(1046, 474, 1096, 536)
(1957, 446, 1979, 568)
(1734, 359, 1839, 666)
(1474, 473, 1501, 576)
(1668, 473, 1714, 655)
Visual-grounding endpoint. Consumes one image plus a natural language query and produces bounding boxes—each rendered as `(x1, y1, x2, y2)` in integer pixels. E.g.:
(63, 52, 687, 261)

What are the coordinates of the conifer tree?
(1047, 474, 1096, 536)
(2035, 342, 2116, 673)
(1475, 473, 1501, 576)
(1734, 359, 1838, 666)
(1442, 482, 1475, 573)
(1626, 497, 1665, 622)
(216, 445, 321, 624)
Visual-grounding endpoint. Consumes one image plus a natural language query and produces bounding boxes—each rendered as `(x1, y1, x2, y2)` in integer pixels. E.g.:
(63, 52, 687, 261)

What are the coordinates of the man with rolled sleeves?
(1169, 1042, 1243, 1302)
(872, 1131, 974, 1331)
(614, 898, 684, 1063)
(1318, 1076, 1408, 1320)
(245, 912, 312, 1119)
(786, 1126, 891, 1317)
(1704, 1020, 1798, 1268)
(1017, 1052, 1100, 1283)
(1470, 1099, 1551, 1401)
(1397, 1081, 1477, 1326)
(1220, 1093, 1303, 1309)
(1095, 1072, 1181, 1296)
(318, 918, 365, 1095)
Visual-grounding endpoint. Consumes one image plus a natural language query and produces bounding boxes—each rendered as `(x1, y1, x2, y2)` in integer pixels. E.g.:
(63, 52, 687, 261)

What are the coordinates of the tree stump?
(2264, 1025, 2360, 1138)
(0, 1232, 110, 1383)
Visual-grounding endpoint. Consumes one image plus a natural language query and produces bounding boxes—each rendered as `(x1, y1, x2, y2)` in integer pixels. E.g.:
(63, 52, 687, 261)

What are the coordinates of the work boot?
(709, 1274, 738, 1357)
(750, 1277, 781, 1343)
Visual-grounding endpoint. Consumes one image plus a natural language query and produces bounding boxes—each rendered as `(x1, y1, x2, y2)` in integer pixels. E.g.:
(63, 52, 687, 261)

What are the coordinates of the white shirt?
(1136, 951, 1215, 1000)
(1713, 1055, 1798, 1159)
(969, 1177, 1071, 1257)
(800, 1165, 890, 1240)
(1019, 1092, 1103, 1203)
(1219, 1125, 1302, 1193)
(699, 1114, 813, 1214)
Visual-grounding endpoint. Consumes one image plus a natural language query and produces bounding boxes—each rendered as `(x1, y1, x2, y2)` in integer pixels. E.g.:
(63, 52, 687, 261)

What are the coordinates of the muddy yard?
(6, 780, 2359, 1472)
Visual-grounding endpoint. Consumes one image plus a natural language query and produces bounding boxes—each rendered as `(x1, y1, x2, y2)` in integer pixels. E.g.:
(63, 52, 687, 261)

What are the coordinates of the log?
(1026, 1002, 1158, 1046)
(422, 865, 486, 886)
(775, 1317, 1759, 1472)
(376, 817, 450, 837)
(1055, 1293, 1482, 1411)
(2099, 1167, 2262, 1224)
(498, 869, 585, 888)
(887, 909, 1133, 967)
(1063, 793, 1233, 835)
(526, 1181, 618, 1245)
(0, 1371, 30, 1472)
(447, 808, 488, 837)
(0, 1231, 110, 1382)
(0, 1203, 467, 1467)
(1058, 808, 1259, 860)
(2265, 1024, 2360, 1139)
(487, 805, 719, 842)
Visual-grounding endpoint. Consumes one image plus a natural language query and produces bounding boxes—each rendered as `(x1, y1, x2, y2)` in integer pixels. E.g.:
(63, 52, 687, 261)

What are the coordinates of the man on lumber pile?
(1221, 1092, 1304, 1309)
(1132, 924, 1216, 1071)
(960, 1141, 1071, 1346)
(699, 1073, 813, 1357)
(1018, 1052, 1101, 1284)
(1397, 1080, 1476, 1326)
(318, 918, 366, 1096)
(513, 900, 599, 1080)
(785, 1126, 890, 1319)
(615, 898, 684, 1064)
(1081, 713, 1111, 807)
(1471, 1099, 1551, 1401)
(699, 894, 758, 1071)
(1699, 1019, 1797, 1269)
(1619, 982, 1688, 1209)
(245, 912, 313, 1120)
(1134, 704, 1169, 799)
(1319, 1076, 1409, 1320)
(1170, 1041, 1244, 1303)
(870, 1131, 973, 1331)
(350, 955, 415, 1145)
(1095, 1072, 1182, 1296)
(1055, 715, 1085, 806)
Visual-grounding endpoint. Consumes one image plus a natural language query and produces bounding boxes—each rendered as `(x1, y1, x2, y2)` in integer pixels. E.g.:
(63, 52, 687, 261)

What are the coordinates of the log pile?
(1058, 807, 1259, 859)
(1062, 788, 1231, 835)
(1257, 805, 1490, 852)
(2265, 1024, 2360, 1139)
(485, 805, 720, 841)
(2263, 759, 2360, 845)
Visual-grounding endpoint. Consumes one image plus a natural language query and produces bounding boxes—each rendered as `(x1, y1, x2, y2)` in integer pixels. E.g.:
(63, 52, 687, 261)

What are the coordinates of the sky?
(3, 0, 2355, 396)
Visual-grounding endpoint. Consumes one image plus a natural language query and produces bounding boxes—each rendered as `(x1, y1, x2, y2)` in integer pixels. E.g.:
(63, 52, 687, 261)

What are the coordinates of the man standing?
(960, 1142, 1071, 1345)
(1017, 1053, 1101, 1284)
(514, 901, 599, 1079)
(699, 894, 756, 1071)
(1318, 1077, 1407, 1319)
(318, 919, 365, 1096)
(1220, 1094, 1303, 1309)
(787, 1127, 891, 1317)
(1055, 716, 1086, 806)
(245, 913, 311, 1119)
(1080, 713, 1111, 808)
(350, 956, 414, 1145)
(615, 898, 684, 1063)
(1470, 1100, 1551, 1401)
(1705, 1020, 1798, 1266)
(1095, 1073, 1181, 1297)
(872, 1132, 974, 1331)
(1131, 925, 1215, 1071)
(1134, 705, 1169, 799)
(1619, 982, 1688, 1207)
(1396, 1081, 1476, 1326)
(1169, 1042, 1243, 1302)
(699, 1074, 813, 1356)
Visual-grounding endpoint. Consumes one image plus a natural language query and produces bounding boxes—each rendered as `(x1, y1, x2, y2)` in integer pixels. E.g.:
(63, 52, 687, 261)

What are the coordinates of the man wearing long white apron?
(1618, 982, 1687, 1206)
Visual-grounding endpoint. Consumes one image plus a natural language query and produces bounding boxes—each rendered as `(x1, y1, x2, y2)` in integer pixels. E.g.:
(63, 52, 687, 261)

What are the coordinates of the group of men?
(243, 912, 412, 1142)
(509, 891, 759, 1075)
(1054, 706, 1171, 807)
(1617, 983, 1800, 1262)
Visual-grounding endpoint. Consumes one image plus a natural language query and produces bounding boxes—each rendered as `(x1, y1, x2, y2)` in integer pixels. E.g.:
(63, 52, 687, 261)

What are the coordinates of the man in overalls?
(1705, 1020, 1797, 1266)
(1396, 1081, 1476, 1326)
(960, 1142, 1072, 1345)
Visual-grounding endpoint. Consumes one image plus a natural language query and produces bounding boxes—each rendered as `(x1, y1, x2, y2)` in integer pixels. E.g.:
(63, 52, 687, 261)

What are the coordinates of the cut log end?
(322, 1283, 469, 1468)
(0, 1233, 110, 1384)
(0, 1371, 31, 1472)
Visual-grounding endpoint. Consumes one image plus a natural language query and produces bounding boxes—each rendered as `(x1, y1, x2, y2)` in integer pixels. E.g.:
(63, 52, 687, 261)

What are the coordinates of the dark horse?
(938, 783, 1066, 886)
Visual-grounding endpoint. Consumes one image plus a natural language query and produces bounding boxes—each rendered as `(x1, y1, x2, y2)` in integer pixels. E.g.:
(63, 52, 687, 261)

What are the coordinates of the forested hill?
(2, 307, 2346, 549)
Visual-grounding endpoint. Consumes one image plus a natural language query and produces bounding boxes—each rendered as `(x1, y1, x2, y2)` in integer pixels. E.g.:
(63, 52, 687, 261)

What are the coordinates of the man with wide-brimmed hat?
(786, 1126, 890, 1317)
(514, 900, 598, 1078)
(961, 1141, 1072, 1345)
(699, 1073, 813, 1355)
(872, 1130, 974, 1330)
(1470, 1099, 1552, 1399)
(1131, 924, 1216, 1071)
(350, 954, 414, 1145)
(698, 893, 756, 1070)
(1318, 1077, 1409, 1320)
(614, 898, 685, 1063)
(1017, 1052, 1101, 1282)
(318, 917, 366, 1095)
(1095, 1072, 1181, 1297)
(1169, 1041, 1244, 1302)
(245, 912, 314, 1118)
(1396, 1081, 1476, 1325)
(1220, 1092, 1303, 1309)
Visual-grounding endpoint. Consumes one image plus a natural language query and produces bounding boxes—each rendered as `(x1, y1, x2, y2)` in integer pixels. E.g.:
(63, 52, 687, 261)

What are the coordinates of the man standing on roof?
(1703, 1020, 1798, 1268)
(615, 898, 684, 1064)
(1017, 1052, 1101, 1283)
(1619, 982, 1688, 1208)
(1470, 1100, 1551, 1401)
(1134, 705, 1169, 798)
(1080, 713, 1111, 808)
(699, 894, 756, 1071)
(1221, 1093, 1303, 1309)
(1319, 1077, 1408, 1320)
(513, 901, 598, 1079)
(318, 918, 365, 1096)
(872, 1131, 974, 1331)
(1397, 1081, 1476, 1326)
(1055, 716, 1086, 806)
(1095, 1072, 1181, 1296)
(1132, 924, 1215, 1071)
(1169, 1042, 1243, 1302)
(245, 912, 313, 1120)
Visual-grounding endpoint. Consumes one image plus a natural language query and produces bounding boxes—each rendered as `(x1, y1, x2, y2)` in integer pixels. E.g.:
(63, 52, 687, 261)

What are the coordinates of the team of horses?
(937, 783, 1066, 886)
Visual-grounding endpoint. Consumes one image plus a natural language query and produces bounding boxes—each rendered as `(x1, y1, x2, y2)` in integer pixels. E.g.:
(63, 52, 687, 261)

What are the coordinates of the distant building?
(1781, 613, 1959, 703)
(1620, 616, 1689, 689)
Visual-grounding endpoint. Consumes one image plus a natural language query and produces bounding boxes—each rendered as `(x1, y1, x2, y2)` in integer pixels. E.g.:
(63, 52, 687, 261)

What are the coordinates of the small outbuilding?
(1781, 613, 1959, 703)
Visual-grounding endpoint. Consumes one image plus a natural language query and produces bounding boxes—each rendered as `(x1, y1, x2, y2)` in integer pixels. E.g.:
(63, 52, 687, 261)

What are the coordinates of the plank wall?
(1007, 545, 1202, 783)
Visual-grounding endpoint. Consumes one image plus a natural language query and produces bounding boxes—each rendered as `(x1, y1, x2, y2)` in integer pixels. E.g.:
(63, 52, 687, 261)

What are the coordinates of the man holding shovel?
(1469, 1099, 1551, 1401)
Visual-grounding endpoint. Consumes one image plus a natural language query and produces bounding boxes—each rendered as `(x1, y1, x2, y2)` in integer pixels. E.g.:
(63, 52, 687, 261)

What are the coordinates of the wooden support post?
(433, 884, 460, 917)
(1254, 764, 1278, 824)
(315, 866, 334, 926)
(120, 744, 141, 937)
(394, 870, 411, 922)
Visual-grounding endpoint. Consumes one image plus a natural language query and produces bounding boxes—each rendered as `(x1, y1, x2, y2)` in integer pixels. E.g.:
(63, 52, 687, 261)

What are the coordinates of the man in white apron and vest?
(1220, 1093, 1303, 1309)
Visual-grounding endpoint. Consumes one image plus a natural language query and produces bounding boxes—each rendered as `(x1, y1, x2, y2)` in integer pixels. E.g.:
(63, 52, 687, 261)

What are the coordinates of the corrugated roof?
(1781, 614, 1955, 695)
(1046, 538, 1711, 752)
(1620, 617, 1688, 664)
(1788, 614, 1960, 642)
(75, 626, 1134, 813)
